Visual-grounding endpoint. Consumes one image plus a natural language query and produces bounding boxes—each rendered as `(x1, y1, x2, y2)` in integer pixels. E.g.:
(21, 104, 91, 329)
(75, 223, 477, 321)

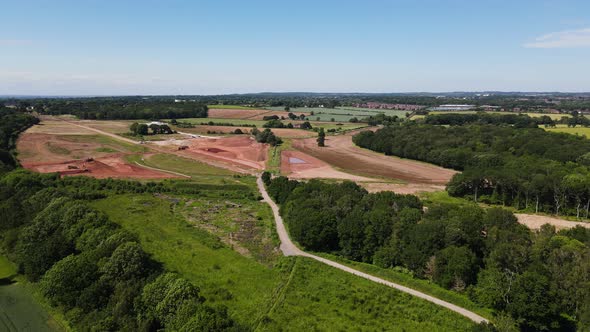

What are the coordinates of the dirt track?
(516, 213, 590, 230)
(256, 175, 488, 324)
(293, 133, 457, 185)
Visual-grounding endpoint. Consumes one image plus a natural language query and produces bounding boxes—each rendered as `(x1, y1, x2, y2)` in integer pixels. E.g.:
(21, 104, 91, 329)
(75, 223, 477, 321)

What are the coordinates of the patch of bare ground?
(292, 133, 457, 185)
(516, 213, 590, 230)
(207, 108, 270, 119)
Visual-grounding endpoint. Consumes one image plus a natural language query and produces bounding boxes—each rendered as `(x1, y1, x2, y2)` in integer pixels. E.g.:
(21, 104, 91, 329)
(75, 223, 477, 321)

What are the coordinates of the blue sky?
(1, 0, 590, 95)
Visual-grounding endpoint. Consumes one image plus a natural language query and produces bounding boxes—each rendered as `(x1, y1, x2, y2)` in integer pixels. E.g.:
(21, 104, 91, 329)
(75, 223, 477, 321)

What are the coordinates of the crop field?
(337, 106, 410, 117)
(91, 191, 476, 331)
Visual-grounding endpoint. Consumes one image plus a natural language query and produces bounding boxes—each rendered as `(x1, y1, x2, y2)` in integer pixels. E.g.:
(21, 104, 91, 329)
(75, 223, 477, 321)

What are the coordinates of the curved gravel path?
(257, 175, 489, 324)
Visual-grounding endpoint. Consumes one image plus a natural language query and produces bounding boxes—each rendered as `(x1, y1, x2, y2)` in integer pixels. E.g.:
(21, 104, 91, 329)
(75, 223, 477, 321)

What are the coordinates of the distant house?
(146, 121, 166, 126)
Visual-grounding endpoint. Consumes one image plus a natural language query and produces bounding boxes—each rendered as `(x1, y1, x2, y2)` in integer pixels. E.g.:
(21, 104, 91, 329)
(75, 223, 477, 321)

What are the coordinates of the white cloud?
(524, 28, 590, 48)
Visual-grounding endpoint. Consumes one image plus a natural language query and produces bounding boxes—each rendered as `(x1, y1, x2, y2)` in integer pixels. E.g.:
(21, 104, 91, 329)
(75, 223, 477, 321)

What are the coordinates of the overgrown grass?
(126, 153, 237, 184)
(260, 257, 477, 331)
(90, 194, 282, 327)
(267, 139, 292, 174)
(91, 191, 480, 331)
(0, 254, 16, 279)
(311, 252, 494, 320)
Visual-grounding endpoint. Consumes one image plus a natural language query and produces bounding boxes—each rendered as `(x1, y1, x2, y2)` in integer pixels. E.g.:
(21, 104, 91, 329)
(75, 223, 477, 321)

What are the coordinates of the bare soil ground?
(17, 133, 135, 163)
(516, 213, 590, 230)
(292, 133, 457, 185)
(160, 136, 269, 172)
(208, 108, 270, 119)
(17, 121, 177, 179)
(24, 154, 177, 179)
(281, 150, 376, 182)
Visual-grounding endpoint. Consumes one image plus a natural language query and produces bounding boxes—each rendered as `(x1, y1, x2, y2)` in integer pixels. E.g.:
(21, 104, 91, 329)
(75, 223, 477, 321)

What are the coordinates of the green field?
(544, 124, 590, 138)
(260, 257, 475, 331)
(174, 117, 368, 132)
(0, 256, 65, 332)
(413, 111, 572, 121)
(208, 104, 258, 109)
(90, 189, 477, 331)
(337, 106, 410, 118)
(266, 106, 409, 122)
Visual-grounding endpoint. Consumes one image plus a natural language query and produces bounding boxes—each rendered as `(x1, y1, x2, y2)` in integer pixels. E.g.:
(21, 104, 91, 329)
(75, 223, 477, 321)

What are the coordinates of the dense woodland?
(354, 123, 590, 218)
(27, 98, 208, 120)
(0, 171, 245, 331)
(0, 107, 39, 172)
(263, 175, 590, 331)
(424, 112, 590, 128)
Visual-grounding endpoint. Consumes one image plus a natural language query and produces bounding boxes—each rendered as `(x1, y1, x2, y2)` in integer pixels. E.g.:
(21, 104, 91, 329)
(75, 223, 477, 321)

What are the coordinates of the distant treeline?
(35, 98, 208, 120)
(354, 124, 590, 217)
(424, 112, 590, 127)
(263, 175, 590, 331)
(0, 171, 248, 331)
(6, 94, 590, 114)
(423, 113, 554, 127)
(0, 107, 39, 172)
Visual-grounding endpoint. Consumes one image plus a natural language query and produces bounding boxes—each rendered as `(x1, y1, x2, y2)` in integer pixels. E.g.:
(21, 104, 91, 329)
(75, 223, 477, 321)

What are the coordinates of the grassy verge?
(310, 252, 494, 321)
(267, 139, 292, 174)
(0, 254, 16, 278)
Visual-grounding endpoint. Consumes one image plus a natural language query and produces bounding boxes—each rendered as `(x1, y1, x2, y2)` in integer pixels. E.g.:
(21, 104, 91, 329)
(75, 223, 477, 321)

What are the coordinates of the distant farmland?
(265, 106, 408, 122)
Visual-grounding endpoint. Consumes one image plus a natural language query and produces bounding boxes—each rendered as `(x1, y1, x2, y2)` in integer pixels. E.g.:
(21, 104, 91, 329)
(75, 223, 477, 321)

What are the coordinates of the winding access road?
(256, 175, 489, 325)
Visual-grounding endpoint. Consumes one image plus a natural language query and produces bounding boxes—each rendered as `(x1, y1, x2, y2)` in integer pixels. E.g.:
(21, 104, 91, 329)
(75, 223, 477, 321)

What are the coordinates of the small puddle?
(288, 157, 306, 164)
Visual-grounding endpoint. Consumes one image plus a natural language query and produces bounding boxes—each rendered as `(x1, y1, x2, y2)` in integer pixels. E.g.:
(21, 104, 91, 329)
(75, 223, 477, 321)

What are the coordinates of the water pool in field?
(289, 157, 307, 164)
